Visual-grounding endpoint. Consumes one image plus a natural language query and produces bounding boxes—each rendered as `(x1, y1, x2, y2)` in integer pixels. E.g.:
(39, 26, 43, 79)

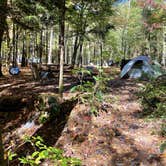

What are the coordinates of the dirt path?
(56, 79, 165, 166)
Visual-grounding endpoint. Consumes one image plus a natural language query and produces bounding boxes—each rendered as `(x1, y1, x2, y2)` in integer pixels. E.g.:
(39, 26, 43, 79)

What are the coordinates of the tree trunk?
(0, 128, 6, 166)
(21, 31, 27, 67)
(71, 35, 79, 67)
(162, 25, 166, 67)
(39, 30, 43, 63)
(100, 42, 103, 67)
(93, 42, 96, 65)
(45, 27, 49, 63)
(58, 0, 65, 97)
(48, 27, 54, 64)
(13, 24, 15, 65)
(15, 25, 19, 65)
(0, 0, 7, 77)
(66, 44, 69, 64)
(78, 36, 84, 67)
(7, 28, 12, 66)
(35, 32, 38, 59)
(12, 23, 19, 67)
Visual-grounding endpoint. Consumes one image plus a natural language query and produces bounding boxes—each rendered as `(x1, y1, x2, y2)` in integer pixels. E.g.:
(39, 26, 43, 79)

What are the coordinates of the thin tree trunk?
(0, 0, 7, 77)
(162, 25, 166, 67)
(35, 32, 38, 59)
(7, 28, 12, 66)
(65, 37, 68, 64)
(12, 23, 16, 67)
(48, 27, 54, 64)
(78, 36, 84, 67)
(93, 42, 96, 65)
(0, 128, 6, 166)
(45, 27, 49, 63)
(39, 30, 43, 63)
(100, 42, 103, 67)
(66, 44, 69, 64)
(58, 0, 65, 97)
(26, 31, 30, 63)
(21, 31, 27, 67)
(15, 25, 19, 65)
(71, 35, 79, 67)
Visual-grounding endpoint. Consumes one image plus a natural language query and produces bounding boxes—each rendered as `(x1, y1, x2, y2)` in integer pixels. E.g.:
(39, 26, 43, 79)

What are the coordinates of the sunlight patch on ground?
(0, 83, 13, 88)
(17, 120, 41, 139)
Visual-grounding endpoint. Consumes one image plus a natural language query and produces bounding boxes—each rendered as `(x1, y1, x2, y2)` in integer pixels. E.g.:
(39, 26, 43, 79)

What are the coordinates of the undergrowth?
(8, 136, 81, 166)
(139, 77, 166, 153)
(34, 94, 60, 124)
(71, 68, 111, 116)
(139, 78, 166, 119)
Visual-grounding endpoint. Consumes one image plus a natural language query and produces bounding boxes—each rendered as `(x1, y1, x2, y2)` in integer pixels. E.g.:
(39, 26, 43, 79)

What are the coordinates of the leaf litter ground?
(0, 67, 165, 165)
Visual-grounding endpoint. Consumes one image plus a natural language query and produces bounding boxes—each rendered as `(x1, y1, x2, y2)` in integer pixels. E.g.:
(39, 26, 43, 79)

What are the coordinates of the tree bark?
(45, 27, 49, 63)
(21, 31, 27, 67)
(48, 27, 54, 64)
(71, 35, 79, 67)
(0, 128, 6, 166)
(0, 0, 7, 77)
(39, 30, 43, 63)
(78, 36, 84, 67)
(15, 25, 19, 65)
(58, 0, 65, 97)
(162, 25, 166, 67)
(100, 42, 103, 67)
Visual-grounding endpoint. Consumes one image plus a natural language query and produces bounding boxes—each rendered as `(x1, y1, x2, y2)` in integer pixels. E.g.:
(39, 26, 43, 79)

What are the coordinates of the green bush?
(19, 136, 81, 166)
(160, 123, 166, 137)
(71, 68, 110, 116)
(34, 94, 60, 124)
(160, 141, 166, 153)
(139, 77, 166, 153)
(139, 78, 166, 118)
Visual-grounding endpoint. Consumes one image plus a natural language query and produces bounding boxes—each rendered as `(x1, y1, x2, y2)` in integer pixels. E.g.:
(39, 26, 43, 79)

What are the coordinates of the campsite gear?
(120, 56, 165, 79)
(108, 60, 114, 66)
(9, 67, 20, 75)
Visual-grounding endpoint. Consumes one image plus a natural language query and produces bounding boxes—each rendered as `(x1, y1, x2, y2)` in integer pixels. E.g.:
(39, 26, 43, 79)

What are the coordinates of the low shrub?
(19, 136, 81, 166)
(139, 78, 166, 119)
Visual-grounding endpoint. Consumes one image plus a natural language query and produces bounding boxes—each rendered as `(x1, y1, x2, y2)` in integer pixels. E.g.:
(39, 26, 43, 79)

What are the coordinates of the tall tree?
(139, 0, 166, 64)
(67, 0, 115, 66)
(58, 0, 66, 96)
(0, 128, 6, 166)
(0, 0, 7, 76)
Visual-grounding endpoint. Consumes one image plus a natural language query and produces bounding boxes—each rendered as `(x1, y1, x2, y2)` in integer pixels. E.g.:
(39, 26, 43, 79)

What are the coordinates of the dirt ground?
(56, 78, 166, 166)
(0, 67, 165, 166)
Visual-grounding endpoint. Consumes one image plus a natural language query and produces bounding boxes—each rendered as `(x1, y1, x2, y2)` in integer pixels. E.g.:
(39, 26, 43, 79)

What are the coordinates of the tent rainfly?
(120, 56, 165, 79)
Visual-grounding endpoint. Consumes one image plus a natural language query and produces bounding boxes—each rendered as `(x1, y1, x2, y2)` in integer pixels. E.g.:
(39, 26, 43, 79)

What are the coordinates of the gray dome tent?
(120, 56, 154, 79)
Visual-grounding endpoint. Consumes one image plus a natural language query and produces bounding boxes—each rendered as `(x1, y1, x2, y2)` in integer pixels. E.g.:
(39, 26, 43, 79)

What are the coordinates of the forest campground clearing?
(0, 67, 165, 166)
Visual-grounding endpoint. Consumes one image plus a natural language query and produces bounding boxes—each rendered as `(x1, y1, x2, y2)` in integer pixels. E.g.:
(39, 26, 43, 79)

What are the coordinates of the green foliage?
(160, 141, 166, 153)
(34, 95, 60, 124)
(19, 136, 81, 166)
(72, 68, 92, 85)
(108, 1, 144, 59)
(7, 150, 17, 161)
(160, 123, 166, 137)
(139, 78, 166, 154)
(71, 68, 110, 116)
(139, 79, 166, 118)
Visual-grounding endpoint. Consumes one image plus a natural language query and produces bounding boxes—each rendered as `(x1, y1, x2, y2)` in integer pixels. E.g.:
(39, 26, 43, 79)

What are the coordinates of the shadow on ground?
(9, 99, 77, 165)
